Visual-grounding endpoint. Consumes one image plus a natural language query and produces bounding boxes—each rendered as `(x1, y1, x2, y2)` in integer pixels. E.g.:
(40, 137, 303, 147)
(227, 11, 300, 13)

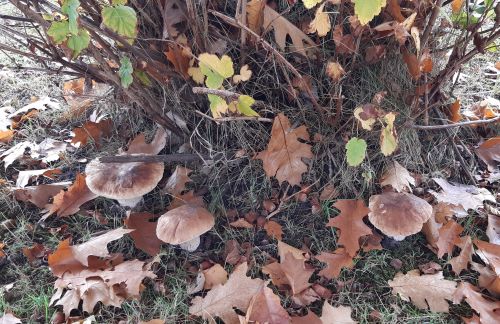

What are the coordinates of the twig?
(411, 116, 500, 130)
(192, 87, 240, 101)
(195, 110, 273, 123)
(98, 153, 210, 163)
(421, 0, 445, 50)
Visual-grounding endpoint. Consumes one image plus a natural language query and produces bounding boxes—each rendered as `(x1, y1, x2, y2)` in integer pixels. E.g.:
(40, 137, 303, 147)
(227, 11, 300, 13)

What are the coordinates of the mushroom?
(368, 192, 432, 241)
(85, 156, 164, 208)
(156, 204, 215, 251)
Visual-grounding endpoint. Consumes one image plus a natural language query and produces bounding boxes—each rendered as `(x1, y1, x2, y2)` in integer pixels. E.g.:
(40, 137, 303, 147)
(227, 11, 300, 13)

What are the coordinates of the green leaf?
(199, 54, 234, 89)
(102, 5, 137, 43)
(208, 94, 228, 118)
(346, 137, 367, 167)
(119, 57, 134, 88)
(353, 0, 387, 25)
(61, 0, 80, 34)
(134, 69, 151, 86)
(67, 28, 90, 58)
(236, 95, 259, 117)
(48, 20, 70, 44)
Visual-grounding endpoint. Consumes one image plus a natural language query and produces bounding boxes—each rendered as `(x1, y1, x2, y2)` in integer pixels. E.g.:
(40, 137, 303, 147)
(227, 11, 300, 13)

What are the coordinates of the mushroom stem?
(179, 236, 201, 252)
(117, 196, 143, 208)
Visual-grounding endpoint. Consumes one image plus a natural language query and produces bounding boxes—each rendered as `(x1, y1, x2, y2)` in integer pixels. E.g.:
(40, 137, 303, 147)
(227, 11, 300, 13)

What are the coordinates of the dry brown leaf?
(261, 4, 316, 56)
(422, 212, 442, 252)
(316, 248, 354, 279)
(71, 119, 112, 148)
(16, 168, 61, 188)
(278, 240, 307, 262)
(453, 282, 500, 324)
(321, 301, 357, 324)
(325, 61, 345, 82)
(431, 178, 495, 213)
(471, 262, 500, 298)
(22, 243, 47, 265)
(433, 203, 458, 223)
(389, 270, 457, 312)
(402, 48, 421, 80)
(262, 261, 289, 289)
(189, 263, 265, 324)
(0, 130, 14, 144)
(165, 43, 190, 78)
(246, 0, 265, 36)
(62, 78, 110, 119)
(264, 220, 283, 240)
(48, 227, 133, 276)
(291, 311, 322, 324)
(436, 220, 463, 258)
(420, 49, 433, 73)
(308, 4, 330, 37)
(359, 231, 383, 252)
(474, 240, 500, 276)
(233, 65, 252, 84)
(449, 236, 473, 275)
(163, 166, 192, 196)
(124, 212, 163, 256)
(51, 259, 155, 317)
(281, 252, 314, 295)
(160, 0, 186, 38)
(203, 264, 228, 290)
(327, 199, 371, 256)
(387, 0, 405, 22)
(365, 45, 387, 64)
(43, 174, 97, 220)
(125, 127, 167, 155)
(256, 113, 313, 186)
(319, 183, 338, 201)
(452, 0, 465, 13)
(418, 261, 443, 274)
(247, 286, 291, 324)
(476, 137, 500, 171)
(13, 182, 69, 208)
(449, 99, 462, 123)
(332, 25, 356, 55)
(487, 214, 500, 245)
(230, 218, 254, 229)
(379, 161, 415, 192)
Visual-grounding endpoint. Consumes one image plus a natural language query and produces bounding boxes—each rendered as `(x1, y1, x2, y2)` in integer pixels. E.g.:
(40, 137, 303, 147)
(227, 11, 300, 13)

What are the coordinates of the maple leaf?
(316, 248, 354, 279)
(436, 220, 463, 258)
(475, 137, 500, 171)
(308, 4, 330, 37)
(431, 178, 495, 213)
(42, 174, 97, 220)
(379, 161, 415, 192)
(449, 236, 473, 275)
(48, 227, 133, 276)
(189, 263, 265, 324)
(247, 286, 290, 324)
(453, 282, 500, 324)
(124, 212, 163, 256)
(321, 301, 358, 323)
(327, 199, 371, 256)
(256, 113, 313, 186)
(388, 270, 457, 312)
(281, 252, 314, 295)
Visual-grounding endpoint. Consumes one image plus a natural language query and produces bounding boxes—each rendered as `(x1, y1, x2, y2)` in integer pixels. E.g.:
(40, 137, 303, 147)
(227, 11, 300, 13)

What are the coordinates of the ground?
(0, 1, 499, 324)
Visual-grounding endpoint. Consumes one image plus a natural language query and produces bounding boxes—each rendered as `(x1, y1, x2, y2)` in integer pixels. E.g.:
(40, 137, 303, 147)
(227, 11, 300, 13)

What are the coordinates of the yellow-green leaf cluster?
(354, 0, 387, 25)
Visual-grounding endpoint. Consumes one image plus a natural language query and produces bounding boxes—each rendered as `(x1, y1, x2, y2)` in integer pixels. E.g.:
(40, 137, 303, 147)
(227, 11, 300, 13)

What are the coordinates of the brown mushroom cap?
(85, 157, 164, 200)
(368, 192, 432, 240)
(156, 205, 215, 245)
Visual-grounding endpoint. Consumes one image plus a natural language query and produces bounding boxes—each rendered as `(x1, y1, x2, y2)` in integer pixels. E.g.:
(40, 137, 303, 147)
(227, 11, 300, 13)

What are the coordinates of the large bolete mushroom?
(85, 156, 164, 208)
(156, 204, 215, 251)
(368, 192, 432, 241)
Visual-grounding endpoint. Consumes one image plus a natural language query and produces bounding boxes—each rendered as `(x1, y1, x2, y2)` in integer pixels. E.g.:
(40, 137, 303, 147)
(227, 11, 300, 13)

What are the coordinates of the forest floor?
(1, 1, 500, 324)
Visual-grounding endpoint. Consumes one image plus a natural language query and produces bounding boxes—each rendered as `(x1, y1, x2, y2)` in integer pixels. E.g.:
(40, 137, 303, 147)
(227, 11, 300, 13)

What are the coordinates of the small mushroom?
(85, 156, 164, 208)
(368, 192, 432, 241)
(156, 204, 215, 251)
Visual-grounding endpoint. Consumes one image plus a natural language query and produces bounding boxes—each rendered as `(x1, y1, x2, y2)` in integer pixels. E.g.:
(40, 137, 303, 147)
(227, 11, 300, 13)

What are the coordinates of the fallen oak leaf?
(256, 113, 313, 186)
(321, 301, 357, 324)
(449, 236, 473, 275)
(43, 174, 97, 220)
(70, 119, 112, 148)
(13, 182, 70, 208)
(247, 286, 291, 324)
(0, 312, 22, 324)
(163, 165, 192, 196)
(124, 212, 163, 256)
(453, 282, 500, 324)
(436, 220, 463, 258)
(379, 161, 415, 192)
(474, 240, 500, 276)
(316, 248, 354, 279)
(326, 199, 371, 256)
(202, 264, 228, 290)
(389, 270, 457, 312)
(281, 252, 314, 295)
(475, 137, 500, 172)
(431, 178, 495, 213)
(189, 263, 265, 324)
(487, 214, 500, 245)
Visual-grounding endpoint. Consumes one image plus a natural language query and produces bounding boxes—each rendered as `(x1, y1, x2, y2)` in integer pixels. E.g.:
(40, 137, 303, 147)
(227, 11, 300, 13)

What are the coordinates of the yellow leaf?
(303, 0, 322, 9)
(208, 94, 228, 118)
(380, 112, 398, 156)
(354, 0, 387, 25)
(325, 60, 345, 82)
(308, 3, 331, 37)
(233, 65, 252, 84)
(188, 63, 205, 84)
(452, 0, 464, 13)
